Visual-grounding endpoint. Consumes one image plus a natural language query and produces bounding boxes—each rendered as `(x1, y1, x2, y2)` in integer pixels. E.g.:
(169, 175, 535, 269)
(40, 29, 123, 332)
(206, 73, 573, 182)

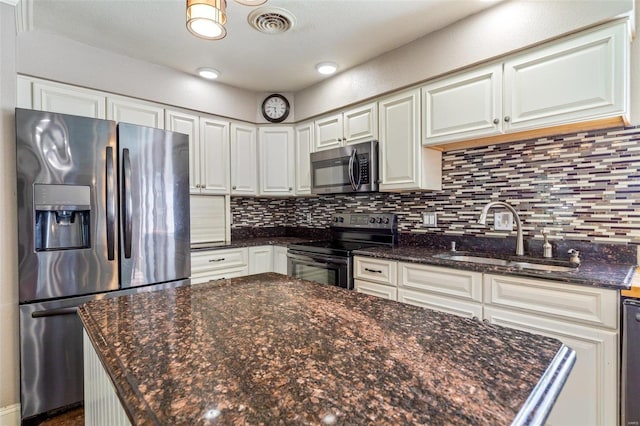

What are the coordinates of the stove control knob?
(377, 217, 384, 224)
(333, 217, 339, 222)
(339, 217, 344, 223)
(369, 217, 376, 224)
(384, 218, 390, 224)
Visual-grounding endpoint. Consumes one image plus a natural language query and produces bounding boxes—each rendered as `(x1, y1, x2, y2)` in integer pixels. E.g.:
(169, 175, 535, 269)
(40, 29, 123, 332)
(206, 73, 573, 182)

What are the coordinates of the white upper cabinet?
(30, 79, 106, 119)
(230, 123, 259, 196)
(504, 21, 628, 132)
(314, 102, 378, 151)
(422, 64, 503, 145)
(294, 121, 314, 196)
(166, 110, 201, 194)
(199, 118, 230, 194)
(258, 126, 295, 196)
(378, 89, 441, 192)
(422, 20, 629, 146)
(107, 96, 164, 128)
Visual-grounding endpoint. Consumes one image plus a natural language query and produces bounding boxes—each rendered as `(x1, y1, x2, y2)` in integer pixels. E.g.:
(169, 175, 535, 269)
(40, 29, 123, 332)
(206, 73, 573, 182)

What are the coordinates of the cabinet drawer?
(399, 262, 482, 302)
(483, 274, 618, 329)
(398, 289, 483, 319)
(191, 267, 249, 285)
(354, 257, 397, 285)
(191, 248, 248, 275)
(355, 279, 397, 301)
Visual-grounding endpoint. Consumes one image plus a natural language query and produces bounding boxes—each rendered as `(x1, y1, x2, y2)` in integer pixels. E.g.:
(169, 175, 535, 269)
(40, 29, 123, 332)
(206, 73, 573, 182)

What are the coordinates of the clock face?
(262, 94, 290, 123)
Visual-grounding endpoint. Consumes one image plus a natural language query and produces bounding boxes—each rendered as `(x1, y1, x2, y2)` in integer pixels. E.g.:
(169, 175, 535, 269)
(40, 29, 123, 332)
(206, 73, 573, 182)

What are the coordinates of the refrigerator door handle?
(31, 307, 78, 318)
(105, 147, 116, 261)
(122, 148, 133, 259)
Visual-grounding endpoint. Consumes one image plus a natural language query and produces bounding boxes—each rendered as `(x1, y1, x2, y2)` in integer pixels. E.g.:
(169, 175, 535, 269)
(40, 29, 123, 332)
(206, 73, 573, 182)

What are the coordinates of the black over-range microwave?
(310, 140, 379, 194)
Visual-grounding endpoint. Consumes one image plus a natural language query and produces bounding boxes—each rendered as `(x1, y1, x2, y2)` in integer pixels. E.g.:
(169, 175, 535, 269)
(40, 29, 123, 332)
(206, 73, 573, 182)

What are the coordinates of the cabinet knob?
(504, 116, 511, 122)
(232, 186, 237, 190)
(493, 118, 499, 125)
(288, 187, 292, 191)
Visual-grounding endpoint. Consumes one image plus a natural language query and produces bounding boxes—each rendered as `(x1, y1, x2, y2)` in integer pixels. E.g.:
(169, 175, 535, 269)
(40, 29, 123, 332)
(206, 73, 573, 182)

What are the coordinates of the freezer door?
(118, 123, 191, 287)
(15, 109, 119, 302)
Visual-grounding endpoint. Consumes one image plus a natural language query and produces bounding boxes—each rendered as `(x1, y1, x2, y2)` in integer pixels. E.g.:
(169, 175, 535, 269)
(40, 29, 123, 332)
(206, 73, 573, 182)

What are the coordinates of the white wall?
(0, 0, 19, 418)
(295, 0, 635, 121)
(16, 31, 260, 123)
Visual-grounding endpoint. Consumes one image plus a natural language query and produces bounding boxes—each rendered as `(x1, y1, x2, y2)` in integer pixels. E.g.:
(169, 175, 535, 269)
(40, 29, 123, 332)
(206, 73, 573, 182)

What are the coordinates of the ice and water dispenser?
(34, 184, 91, 251)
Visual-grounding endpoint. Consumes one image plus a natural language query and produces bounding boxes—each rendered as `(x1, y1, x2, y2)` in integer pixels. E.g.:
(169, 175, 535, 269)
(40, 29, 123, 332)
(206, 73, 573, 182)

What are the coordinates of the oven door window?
(288, 253, 351, 289)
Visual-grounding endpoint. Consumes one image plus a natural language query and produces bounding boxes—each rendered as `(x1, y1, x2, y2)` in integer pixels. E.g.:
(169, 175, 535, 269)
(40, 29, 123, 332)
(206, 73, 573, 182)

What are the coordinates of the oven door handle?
(287, 252, 349, 266)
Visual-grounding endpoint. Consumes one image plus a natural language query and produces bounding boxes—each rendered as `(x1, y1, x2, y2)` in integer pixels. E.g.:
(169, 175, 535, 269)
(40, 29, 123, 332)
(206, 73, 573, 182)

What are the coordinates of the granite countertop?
(79, 273, 575, 425)
(191, 237, 316, 251)
(354, 246, 636, 291)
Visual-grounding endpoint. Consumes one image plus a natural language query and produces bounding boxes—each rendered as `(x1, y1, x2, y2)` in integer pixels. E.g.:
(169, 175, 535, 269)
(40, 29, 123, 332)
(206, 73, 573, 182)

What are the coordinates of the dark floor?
(37, 408, 84, 426)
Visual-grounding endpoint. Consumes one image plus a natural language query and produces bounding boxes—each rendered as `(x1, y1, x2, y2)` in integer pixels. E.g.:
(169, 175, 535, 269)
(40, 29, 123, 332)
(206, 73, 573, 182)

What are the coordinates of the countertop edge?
(511, 345, 577, 426)
(79, 304, 155, 425)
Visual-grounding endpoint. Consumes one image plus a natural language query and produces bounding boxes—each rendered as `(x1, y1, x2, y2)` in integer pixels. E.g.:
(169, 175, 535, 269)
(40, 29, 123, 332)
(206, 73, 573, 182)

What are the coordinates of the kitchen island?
(79, 273, 575, 425)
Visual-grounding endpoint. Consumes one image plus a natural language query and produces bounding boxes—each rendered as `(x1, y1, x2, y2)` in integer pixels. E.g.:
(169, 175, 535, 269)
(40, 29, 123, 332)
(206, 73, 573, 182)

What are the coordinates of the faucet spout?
(478, 201, 524, 256)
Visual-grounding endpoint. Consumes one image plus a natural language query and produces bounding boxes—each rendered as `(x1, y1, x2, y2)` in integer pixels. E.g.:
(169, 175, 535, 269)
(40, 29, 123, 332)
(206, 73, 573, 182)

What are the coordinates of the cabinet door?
(107, 97, 164, 128)
(422, 64, 502, 145)
(484, 306, 618, 426)
(273, 246, 288, 274)
(200, 118, 230, 194)
(230, 123, 258, 196)
(32, 81, 106, 118)
(355, 280, 397, 301)
(378, 89, 422, 191)
(166, 110, 200, 194)
(314, 113, 343, 151)
(504, 21, 628, 132)
(294, 122, 314, 195)
(343, 102, 378, 145)
(249, 246, 274, 274)
(258, 126, 295, 196)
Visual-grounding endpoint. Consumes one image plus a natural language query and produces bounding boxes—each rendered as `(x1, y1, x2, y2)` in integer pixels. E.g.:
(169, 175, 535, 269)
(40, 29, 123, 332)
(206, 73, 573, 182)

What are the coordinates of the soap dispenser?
(542, 230, 552, 258)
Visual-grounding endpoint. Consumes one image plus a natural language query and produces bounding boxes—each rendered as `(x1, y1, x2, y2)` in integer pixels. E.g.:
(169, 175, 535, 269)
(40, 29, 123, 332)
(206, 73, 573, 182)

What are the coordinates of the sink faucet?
(478, 201, 524, 256)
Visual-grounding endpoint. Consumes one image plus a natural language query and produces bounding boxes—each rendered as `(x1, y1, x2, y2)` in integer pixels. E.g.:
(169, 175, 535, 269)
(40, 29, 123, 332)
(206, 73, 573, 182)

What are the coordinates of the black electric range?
(287, 213, 397, 290)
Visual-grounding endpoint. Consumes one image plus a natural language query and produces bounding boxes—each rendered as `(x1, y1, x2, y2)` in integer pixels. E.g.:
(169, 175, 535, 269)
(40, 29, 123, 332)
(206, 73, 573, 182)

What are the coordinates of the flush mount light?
(187, 0, 269, 40)
(316, 62, 338, 75)
(186, 0, 227, 40)
(197, 68, 220, 80)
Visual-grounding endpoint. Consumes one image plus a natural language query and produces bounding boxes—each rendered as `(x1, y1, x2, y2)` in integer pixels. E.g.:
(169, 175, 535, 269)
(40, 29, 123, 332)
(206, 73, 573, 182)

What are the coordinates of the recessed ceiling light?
(316, 62, 338, 75)
(197, 68, 220, 80)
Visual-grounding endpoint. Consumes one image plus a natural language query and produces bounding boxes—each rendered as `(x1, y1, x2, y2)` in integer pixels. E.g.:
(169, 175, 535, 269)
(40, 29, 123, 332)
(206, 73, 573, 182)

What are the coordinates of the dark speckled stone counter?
(354, 246, 636, 291)
(191, 237, 316, 251)
(79, 273, 575, 425)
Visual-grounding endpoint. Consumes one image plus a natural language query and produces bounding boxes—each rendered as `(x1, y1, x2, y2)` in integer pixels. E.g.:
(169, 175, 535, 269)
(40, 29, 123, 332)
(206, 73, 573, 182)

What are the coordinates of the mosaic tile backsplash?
(231, 126, 640, 245)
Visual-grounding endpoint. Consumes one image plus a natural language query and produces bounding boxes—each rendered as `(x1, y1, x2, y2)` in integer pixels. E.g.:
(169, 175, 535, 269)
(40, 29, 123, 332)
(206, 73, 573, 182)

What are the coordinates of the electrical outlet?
(494, 212, 513, 231)
(422, 212, 437, 227)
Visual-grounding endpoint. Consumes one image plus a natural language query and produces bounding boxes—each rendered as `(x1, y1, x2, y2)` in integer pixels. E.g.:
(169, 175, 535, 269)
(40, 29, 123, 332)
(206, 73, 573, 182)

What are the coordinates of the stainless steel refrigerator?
(15, 108, 191, 421)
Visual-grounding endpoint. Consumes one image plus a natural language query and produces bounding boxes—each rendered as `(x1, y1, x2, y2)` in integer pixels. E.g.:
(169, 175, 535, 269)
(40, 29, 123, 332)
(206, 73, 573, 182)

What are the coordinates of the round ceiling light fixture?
(248, 7, 295, 34)
(316, 62, 338, 75)
(235, 0, 268, 5)
(186, 0, 227, 40)
(197, 68, 220, 80)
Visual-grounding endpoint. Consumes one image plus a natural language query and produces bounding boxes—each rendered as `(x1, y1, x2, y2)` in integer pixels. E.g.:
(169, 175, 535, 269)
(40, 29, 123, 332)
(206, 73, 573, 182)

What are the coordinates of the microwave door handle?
(348, 149, 357, 190)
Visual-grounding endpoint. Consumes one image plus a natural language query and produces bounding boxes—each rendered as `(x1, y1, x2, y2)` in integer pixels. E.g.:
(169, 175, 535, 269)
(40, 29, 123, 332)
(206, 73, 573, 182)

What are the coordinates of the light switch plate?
(494, 212, 513, 231)
(422, 212, 437, 227)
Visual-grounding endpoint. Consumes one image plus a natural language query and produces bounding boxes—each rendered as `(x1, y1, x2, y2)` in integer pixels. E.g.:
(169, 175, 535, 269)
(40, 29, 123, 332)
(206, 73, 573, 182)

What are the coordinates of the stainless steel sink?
(433, 252, 578, 273)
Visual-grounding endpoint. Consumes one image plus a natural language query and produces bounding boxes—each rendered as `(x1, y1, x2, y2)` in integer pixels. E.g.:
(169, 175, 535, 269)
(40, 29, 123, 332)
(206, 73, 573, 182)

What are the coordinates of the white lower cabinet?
(483, 273, 618, 426)
(191, 248, 249, 284)
(273, 246, 288, 274)
(353, 257, 619, 426)
(249, 246, 273, 274)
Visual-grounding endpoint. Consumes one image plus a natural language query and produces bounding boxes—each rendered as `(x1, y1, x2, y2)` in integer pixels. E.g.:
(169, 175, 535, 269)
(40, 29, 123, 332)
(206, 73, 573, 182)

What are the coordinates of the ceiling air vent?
(248, 7, 295, 34)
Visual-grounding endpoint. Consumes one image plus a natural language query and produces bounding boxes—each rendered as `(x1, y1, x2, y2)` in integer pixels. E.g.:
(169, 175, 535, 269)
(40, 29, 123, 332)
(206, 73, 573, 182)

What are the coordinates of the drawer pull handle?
(209, 258, 226, 262)
(364, 268, 383, 274)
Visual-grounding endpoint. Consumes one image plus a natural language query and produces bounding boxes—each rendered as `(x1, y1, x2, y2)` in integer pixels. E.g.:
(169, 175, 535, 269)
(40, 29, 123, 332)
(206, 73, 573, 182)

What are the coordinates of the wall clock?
(261, 94, 290, 123)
